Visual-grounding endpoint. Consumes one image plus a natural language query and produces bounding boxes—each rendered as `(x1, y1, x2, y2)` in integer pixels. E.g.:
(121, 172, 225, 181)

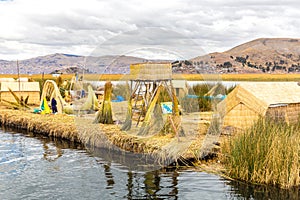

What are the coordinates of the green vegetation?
(223, 118, 300, 188)
(180, 83, 235, 113)
(112, 83, 130, 100)
(112, 82, 234, 114)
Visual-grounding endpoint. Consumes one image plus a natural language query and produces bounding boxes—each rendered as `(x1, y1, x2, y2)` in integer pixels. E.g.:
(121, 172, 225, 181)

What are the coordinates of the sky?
(0, 0, 299, 60)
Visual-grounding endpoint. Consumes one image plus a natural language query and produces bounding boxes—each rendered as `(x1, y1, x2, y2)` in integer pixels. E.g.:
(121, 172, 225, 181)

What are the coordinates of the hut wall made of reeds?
(130, 63, 172, 81)
(285, 103, 300, 123)
(266, 103, 300, 124)
(218, 82, 300, 129)
(0, 82, 40, 105)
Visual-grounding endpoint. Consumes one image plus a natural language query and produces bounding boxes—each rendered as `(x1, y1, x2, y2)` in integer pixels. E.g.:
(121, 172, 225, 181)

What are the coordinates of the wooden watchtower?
(122, 62, 177, 133)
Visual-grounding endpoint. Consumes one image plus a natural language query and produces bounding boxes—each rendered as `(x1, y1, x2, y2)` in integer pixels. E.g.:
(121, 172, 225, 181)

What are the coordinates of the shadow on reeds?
(223, 117, 300, 189)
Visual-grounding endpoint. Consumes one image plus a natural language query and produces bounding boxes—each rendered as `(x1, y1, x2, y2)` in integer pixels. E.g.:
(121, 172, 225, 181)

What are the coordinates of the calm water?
(0, 128, 299, 200)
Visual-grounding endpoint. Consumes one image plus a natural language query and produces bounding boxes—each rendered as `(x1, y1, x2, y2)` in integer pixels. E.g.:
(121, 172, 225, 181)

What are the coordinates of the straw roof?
(241, 82, 300, 105)
(218, 82, 300, 117)
(0, 78, 15, 82)
(16, 77, 29, 82)
(130, 63, 172, 80)
(0, 82, 40, 92)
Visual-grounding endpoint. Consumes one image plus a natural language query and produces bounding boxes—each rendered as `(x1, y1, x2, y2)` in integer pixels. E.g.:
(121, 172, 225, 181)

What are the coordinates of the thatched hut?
(218, 82, 300, 129)
(0, 81, 40, 105)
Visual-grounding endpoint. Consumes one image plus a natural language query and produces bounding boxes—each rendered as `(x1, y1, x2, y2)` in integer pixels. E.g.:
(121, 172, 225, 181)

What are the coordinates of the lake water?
(87, 80, 298, 90)
(0, 128, 299, 200)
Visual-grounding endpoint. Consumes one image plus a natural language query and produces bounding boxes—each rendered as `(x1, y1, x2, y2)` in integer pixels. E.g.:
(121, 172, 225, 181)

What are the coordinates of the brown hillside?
(0, 53, 148, 74)
(191, 38, 300, 73)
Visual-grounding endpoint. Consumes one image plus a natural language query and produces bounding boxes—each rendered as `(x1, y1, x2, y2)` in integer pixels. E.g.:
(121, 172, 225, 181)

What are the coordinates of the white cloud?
(0, 0, 299, 60)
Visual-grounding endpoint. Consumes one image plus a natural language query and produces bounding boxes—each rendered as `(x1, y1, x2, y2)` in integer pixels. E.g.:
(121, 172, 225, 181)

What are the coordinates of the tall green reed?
(223, 118, 300, 188)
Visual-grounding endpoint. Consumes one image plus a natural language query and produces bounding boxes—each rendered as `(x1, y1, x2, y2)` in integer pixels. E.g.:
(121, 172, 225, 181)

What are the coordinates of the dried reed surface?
(76, 117, 211, 162)
(0, 108, 215, 163)
(0, 109, 78, 142)
(223, 118, 300, 189)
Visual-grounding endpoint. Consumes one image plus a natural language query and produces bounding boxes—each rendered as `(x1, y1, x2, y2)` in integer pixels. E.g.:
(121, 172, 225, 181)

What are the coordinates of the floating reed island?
(0, 64, 226, 167)
(0, 108, 222, 164)
(1, 66, 300, 189)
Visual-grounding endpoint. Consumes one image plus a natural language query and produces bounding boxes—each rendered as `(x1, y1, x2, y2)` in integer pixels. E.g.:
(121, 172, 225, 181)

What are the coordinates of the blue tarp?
(112, 95, 125, 102)
(185, 94, 226, 100)
(186, 94, 199, 99)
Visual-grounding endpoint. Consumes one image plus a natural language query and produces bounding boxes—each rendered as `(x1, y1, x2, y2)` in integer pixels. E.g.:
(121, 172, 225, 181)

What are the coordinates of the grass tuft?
(223, 117, 300, 188)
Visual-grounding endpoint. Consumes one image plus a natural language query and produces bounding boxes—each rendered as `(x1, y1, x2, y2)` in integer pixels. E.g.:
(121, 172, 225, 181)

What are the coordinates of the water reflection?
(42, 140, 63, 162)
(127, 171, 134, 199)
(1, 127, 300, 200)
(144, 171, 161, 197)
(104, 163, 115, 189)
(227, 180, 300, 200)
(87, 145, 171, 172)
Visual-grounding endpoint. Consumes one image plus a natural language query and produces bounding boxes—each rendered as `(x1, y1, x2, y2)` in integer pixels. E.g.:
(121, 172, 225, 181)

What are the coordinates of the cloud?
(0, 0, 299, 60)
(89, 27, 206, 60)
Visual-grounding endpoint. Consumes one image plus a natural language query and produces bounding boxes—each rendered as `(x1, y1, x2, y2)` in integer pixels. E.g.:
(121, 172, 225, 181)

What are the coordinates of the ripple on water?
(1, 129, 299, 200)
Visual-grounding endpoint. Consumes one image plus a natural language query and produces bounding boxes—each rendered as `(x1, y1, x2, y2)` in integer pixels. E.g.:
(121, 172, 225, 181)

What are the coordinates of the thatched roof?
(130, 63, 172, 80)
(218, 82, 300, 116)
(240, 82, 300, 105)
(0, 82, 40, 92)
(0, 78, 15, 82)
(16, 77, 29, 82)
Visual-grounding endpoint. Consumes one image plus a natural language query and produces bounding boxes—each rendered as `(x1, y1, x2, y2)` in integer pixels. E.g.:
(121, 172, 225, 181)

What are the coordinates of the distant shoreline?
(1, 73, 300, 81)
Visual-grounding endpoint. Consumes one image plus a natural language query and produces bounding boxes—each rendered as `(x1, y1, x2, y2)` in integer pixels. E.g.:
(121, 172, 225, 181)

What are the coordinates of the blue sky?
(0, 0, 299, 60)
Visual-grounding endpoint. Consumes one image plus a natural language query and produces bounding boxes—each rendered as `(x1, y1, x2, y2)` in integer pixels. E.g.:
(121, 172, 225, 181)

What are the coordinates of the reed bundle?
(121, 98, 132, 131)
(94, 82, 113, 124)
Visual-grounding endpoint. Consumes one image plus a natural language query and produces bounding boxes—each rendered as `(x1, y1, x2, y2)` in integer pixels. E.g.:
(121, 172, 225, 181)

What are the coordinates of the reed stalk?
(223, 118, 300, 188)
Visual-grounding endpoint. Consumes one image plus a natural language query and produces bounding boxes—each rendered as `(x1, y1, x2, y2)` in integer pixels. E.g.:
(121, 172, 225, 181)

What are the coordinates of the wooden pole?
(17, 60, 20, 91)
(173, 88, 180, 116)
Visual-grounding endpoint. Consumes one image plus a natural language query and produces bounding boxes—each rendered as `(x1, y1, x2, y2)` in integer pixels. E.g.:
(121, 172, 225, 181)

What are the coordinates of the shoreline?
(0, 109, 79, 141)
(3, 108, 297, 189)
(2, 73, 300, 82)
(0, 109, 220, 165)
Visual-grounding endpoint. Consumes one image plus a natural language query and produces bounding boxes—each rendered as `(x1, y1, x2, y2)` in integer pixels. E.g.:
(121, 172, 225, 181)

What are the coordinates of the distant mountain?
(2, 38, 300, 74)
(0, 53, 149, 74)
(189, 38, 300, 73)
